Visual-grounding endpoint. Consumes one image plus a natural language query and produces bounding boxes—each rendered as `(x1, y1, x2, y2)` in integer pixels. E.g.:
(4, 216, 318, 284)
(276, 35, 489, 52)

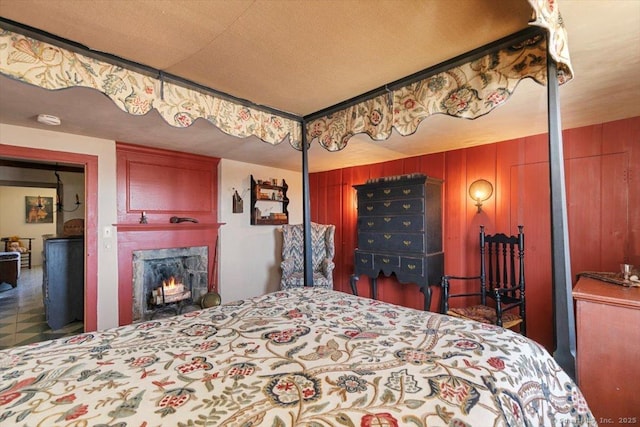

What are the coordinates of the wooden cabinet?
(573, 276, 640, 422)
(250, 175, 289, 225)
(350, 174, 444, 311)
(42, 236, 84, 330)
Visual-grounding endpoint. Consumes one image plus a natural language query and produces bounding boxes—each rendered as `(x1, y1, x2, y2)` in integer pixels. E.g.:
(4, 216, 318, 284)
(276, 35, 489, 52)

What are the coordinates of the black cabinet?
(42, 236, 84, 330)
(250, 175, 289, 225)
(350, 174, 444, 311)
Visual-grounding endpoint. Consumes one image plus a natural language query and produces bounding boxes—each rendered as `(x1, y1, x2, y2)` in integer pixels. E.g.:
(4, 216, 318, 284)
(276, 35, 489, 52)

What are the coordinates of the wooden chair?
(440, 225, 526, 335)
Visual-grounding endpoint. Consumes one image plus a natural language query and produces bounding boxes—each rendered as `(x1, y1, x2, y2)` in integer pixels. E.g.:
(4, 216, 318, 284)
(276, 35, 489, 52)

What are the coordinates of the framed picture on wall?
(25, 196, 54, 223)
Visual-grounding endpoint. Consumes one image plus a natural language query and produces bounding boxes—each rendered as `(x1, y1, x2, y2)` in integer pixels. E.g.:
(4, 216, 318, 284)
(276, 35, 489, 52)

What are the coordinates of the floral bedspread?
(0, 288, 595, 426)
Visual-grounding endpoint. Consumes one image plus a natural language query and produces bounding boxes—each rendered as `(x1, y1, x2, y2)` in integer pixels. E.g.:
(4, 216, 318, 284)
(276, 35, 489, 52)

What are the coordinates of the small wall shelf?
(250, 175, 289, 225)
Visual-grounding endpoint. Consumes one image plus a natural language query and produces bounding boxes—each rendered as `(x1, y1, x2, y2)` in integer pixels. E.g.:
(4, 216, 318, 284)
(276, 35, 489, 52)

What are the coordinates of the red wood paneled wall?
(115, 143, 221, 325)
(309, 117, 640, 351)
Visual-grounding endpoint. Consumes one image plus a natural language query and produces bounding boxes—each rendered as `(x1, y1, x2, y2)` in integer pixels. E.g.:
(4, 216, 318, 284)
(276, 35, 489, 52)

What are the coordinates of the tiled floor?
(0, 266, 84, 350)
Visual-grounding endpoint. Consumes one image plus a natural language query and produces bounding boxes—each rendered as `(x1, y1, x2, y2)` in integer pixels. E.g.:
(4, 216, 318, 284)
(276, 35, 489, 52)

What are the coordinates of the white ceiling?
(0, 0, 639, 172)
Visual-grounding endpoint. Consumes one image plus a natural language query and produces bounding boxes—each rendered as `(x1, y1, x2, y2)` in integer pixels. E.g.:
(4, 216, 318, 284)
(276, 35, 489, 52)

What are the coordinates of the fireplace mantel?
(115, 143, 222, 326)
(115, 223, 225, 232)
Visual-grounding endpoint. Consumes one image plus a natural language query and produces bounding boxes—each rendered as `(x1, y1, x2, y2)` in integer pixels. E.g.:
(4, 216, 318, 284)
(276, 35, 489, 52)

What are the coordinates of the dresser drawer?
(359, 183, 425, 201)
(358, 232, 425, 253)
(400, 256, 424, 276)
(354, 251, 374, 271)
(358, 214, 424, 232)
(359, 198, 424, 215)
(374, 253, 400, 268)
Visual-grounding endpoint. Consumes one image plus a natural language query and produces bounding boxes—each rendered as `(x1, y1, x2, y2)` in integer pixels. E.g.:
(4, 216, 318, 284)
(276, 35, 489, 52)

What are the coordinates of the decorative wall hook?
(232, 188, 243, 213)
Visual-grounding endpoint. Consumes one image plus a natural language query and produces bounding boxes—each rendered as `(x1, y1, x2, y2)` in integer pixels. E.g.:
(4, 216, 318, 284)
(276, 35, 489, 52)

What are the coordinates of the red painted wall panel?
(310, 116, 640, 351)
(341, 166, 371, 296)
(128, 162, 213, 212)
(512, 161, 553, 348)
(602, 119, 640, 264)
(116, 142, 220, 225)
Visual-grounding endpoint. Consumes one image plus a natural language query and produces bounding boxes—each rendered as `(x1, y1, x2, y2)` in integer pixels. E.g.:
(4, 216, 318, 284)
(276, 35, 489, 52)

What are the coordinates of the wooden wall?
(309, 116, 640, 351)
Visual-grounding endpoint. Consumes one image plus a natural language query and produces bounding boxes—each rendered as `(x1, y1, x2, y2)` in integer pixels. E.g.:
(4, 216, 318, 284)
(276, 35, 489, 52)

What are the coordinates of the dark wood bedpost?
(547, 54, 576, 380)
(301, 119, 313, 286)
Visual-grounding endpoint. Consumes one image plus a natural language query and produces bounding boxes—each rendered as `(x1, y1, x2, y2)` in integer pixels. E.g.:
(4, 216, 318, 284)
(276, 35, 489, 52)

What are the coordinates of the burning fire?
(162, 276, 181, 293)
(153, 277, 191, 305)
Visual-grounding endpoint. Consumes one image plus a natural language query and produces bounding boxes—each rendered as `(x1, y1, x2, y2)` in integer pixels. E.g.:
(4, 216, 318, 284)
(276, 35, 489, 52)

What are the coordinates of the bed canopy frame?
(0, 0, 575, 378)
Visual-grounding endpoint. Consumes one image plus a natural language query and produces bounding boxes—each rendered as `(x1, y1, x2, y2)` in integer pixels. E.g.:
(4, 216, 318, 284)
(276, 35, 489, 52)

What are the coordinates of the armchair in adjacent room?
(441, 225, 527, 335)
(3, 236, 32, 271)
(280, 222, 335, 290)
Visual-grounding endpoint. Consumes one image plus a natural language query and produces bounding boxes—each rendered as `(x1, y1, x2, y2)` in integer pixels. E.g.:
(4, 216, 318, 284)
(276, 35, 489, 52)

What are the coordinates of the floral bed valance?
(305, 0, 573, 151)
(0, 0, 571, 152)
(0, 27, 303, 146)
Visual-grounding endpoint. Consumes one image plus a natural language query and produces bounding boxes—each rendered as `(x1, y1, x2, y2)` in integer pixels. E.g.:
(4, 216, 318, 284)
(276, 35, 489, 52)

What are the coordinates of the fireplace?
(132, 246, 208, 322)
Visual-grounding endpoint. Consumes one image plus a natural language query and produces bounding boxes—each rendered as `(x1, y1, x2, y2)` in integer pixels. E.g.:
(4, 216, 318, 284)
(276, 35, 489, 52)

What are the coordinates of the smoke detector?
(37, 114, 61, 126)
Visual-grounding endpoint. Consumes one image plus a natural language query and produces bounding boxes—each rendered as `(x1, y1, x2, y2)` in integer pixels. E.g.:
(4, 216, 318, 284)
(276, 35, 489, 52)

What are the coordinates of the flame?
(159, 277, 184, 295)
(152, 276, 190, 305)
(162, 276, 179, 289)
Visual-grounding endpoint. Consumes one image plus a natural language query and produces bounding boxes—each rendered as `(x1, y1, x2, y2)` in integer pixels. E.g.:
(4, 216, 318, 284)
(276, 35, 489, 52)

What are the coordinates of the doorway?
(0, 145, 98, 333)
(1, 169, 84, 345)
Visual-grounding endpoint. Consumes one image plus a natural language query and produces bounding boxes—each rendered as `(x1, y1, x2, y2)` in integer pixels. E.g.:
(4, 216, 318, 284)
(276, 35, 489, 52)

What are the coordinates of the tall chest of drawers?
(350, 174, 444, 310)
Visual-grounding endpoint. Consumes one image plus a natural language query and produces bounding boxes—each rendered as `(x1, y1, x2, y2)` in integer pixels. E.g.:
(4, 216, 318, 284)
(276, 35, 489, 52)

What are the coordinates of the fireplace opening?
(132, 246, 208, 322)
(152, 276, 191, 306)
(146, 268, 193, 319)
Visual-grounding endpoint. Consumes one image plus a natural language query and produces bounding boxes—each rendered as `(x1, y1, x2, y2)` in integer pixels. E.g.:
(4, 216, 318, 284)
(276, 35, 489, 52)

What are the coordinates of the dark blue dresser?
(350, 174, 444, 311)
(42, 236, 84, 330)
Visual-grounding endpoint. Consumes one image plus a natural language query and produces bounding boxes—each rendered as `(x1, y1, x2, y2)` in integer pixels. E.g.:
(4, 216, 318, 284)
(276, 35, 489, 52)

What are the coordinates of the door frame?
(1, 144, 98, 332)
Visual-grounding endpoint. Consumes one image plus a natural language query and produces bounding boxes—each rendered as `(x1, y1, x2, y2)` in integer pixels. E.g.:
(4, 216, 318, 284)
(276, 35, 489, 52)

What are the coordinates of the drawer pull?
(366, 192, 374, 198)
(367, 239, 374, 244)
(403, 240, 412, 247)
(403, 189, 411, 195)
(382, 258, 390, 263)
(366, 206, 374, 211)
(402, 204, 411, 210)
(384, 217, 391, 222)
(367, 221, 374, 227)
(383, 189, 391, 194)
(402, 220, 411, 227)
(360, 258, 368, 264)
(407, 264, 416, 270)
(384, 202, 391, 207)
(384, 234, 391, 239)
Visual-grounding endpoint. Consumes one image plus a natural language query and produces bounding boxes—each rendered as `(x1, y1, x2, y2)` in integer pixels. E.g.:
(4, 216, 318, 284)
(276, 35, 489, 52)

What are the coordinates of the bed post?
(301, 119, 313, 286)
(547, 55, 576, 380)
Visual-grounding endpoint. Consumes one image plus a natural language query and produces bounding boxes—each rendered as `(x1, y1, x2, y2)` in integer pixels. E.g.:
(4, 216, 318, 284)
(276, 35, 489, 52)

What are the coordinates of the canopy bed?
(0, 0, 586, 420)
